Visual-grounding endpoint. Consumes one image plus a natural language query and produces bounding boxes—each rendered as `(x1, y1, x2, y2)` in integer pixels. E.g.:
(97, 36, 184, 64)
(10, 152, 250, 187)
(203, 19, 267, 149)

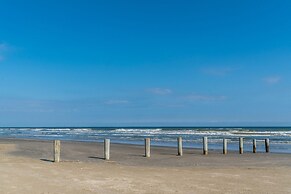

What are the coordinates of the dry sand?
(0, 138, 290, 194)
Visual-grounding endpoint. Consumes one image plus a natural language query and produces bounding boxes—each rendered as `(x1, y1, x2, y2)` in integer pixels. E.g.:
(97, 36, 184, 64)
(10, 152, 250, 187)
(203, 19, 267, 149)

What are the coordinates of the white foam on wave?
(31, 128, 44, 131)
(32, 134, 63, 137)
(73, 128, 91, 132)
(230, 130, 291, 137)
(109, 128, 291, 138)
(163, 130, 233, 136)
(35, 128, 72, 132)
(114, 128, 163, 133)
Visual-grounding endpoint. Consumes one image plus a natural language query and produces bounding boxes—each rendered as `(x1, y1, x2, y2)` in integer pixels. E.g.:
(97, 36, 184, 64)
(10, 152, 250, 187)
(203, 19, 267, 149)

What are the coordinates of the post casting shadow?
(88, 156, 105, 160)
(40, 158, 54, 163)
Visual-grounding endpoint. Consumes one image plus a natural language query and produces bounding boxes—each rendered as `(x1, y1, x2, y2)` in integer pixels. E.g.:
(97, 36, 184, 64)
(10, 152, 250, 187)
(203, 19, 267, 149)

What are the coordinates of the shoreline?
(1, 126, 290, 154)
(1, 136, 290, 154)
(2, 138, 291, 167)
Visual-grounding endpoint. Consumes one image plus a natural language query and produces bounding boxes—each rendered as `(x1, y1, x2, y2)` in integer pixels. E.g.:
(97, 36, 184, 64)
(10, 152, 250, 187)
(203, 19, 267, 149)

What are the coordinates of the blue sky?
(0, 0, 291, 126)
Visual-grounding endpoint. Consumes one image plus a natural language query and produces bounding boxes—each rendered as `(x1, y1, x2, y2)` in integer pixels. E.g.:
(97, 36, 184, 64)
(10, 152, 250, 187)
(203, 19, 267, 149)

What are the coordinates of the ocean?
(0, 127, 290, 153)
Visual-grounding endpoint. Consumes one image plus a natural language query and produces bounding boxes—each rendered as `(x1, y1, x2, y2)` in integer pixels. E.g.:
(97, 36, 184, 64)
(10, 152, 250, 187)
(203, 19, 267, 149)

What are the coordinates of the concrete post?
(223, 138, 227, 155)
(253, 139, 257, 153)
(265, 138, 270, 153)
(145, 138, 151, 157)
(104, 139, 110, 160)
(54, 140, 61, 163)
(239, 137, 243, 154)
(177, 137, 183, 156)
(203, 137, 208, 155)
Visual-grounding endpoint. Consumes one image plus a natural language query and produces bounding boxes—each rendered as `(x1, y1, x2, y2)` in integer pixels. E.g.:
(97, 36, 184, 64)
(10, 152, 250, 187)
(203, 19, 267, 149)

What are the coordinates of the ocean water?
(0, 127, 290, 153)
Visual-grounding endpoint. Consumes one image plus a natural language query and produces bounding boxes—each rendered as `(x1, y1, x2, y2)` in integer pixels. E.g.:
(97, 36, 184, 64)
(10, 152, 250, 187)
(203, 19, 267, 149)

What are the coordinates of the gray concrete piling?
(145, 138, 151, 157)
(104, 139, 110, 160)
(203, 137, 208, 155)
(54, 140, 61, 163)
(177, 137, 183, 156)
(265, 138, 270, 153)
(253, 139, 257, 153)
(239, 137, 243, 154)
(223, 138, 227, 155)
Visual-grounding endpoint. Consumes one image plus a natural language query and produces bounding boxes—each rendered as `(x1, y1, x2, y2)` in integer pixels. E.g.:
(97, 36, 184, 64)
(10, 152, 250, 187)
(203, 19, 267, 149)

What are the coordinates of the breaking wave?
(0, 127, 290, 153)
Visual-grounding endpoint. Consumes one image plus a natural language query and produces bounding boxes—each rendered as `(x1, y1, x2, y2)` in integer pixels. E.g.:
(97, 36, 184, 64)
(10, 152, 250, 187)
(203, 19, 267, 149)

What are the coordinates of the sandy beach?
(0, 138, 290, 194)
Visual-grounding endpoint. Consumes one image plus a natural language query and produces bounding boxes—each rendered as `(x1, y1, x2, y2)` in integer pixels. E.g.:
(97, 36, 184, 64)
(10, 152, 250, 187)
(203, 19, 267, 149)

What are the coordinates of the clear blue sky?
(0, 0, 291, 126)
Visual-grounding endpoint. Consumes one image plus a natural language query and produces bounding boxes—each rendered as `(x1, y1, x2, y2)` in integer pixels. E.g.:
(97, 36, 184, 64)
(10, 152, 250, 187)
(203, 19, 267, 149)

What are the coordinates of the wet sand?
(0, 138, 291, 193)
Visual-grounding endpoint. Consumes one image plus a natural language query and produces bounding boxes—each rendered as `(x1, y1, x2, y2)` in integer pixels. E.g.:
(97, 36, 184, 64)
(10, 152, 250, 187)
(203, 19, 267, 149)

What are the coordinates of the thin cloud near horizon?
(147, 88, 173, 95)
(104, 100, 129, 105)
(263, 76, 281, 85)
(0, 43, 8, 61)
(186, 94, 227, 102)
(202, 67, 237, 76)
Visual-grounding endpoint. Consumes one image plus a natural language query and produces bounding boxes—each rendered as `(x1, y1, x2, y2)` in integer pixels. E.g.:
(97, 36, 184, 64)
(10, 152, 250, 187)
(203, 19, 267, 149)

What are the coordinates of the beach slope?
(0, 139, 290, 194)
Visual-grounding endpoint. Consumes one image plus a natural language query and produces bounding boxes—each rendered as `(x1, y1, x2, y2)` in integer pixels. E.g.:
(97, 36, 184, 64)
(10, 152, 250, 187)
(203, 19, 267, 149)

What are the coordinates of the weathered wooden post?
(145, 138, 151, 157)
(253, 139, 257, 153)
(239, 137, 243, 154)
(223, 138, 227, 155)
(203, 137, 208, 155)
(265, 138, 270, 153)
(104, 139, 110, 160)
(177, 137, 183, 156)
(54, 140, 61, 163)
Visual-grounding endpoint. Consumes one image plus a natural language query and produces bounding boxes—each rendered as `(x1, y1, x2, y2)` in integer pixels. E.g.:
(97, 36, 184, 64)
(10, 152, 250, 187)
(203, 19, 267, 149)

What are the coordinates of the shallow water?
(0, 127, 290, 153)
